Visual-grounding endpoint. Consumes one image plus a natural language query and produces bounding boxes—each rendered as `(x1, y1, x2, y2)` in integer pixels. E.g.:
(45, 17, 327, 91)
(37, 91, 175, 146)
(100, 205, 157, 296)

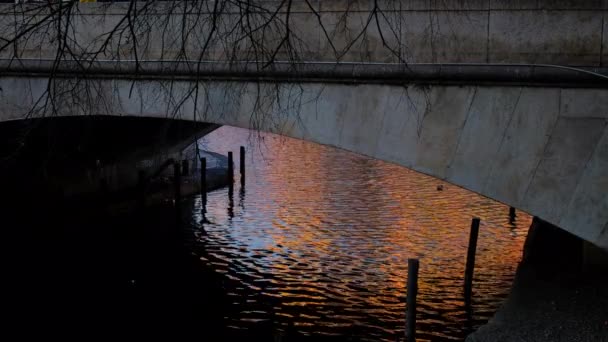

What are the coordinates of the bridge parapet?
(0, 1, 608, 249)
(0, 0, 606, 66)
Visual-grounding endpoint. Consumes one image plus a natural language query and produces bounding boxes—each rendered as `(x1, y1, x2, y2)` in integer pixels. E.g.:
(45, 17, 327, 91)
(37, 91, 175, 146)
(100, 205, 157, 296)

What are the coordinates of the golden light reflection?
(196, 126, 533, 341)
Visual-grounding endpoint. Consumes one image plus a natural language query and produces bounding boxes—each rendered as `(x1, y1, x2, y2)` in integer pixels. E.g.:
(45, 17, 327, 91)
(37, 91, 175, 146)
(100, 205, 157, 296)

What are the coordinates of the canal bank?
(0, 115, 232, 212)
(98, 150, 230, 215)
(467, 218, 608, 342)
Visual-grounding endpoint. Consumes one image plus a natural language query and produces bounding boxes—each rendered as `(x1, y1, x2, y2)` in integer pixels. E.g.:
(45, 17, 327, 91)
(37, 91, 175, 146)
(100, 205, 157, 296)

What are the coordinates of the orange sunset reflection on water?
(188, 126, 531, 341)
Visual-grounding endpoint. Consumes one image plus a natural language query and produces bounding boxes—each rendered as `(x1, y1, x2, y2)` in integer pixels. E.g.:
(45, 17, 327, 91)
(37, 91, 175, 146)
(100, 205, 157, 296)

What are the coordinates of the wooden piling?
(240, 146, 245, 187)
(200, 157, 207, 203)
(406, 258, 419, 342)
(228, 151, 234, 186)
(464, 217, 480, 304)
(228, 184, 234, 219)
(509, 207, 516, 223)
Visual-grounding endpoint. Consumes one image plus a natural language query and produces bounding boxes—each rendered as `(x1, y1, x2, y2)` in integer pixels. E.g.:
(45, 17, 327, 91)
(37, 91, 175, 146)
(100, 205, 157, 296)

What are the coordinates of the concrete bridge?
(0, 1, 607, 249)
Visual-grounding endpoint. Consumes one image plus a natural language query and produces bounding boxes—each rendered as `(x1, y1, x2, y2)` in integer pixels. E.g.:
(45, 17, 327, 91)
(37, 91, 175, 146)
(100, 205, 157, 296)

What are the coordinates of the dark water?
(186, 126, 531, 341)
(2, 125, 530, 341)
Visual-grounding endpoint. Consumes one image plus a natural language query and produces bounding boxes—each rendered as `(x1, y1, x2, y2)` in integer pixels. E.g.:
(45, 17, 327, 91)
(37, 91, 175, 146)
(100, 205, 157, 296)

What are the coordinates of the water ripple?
(185, 127, 531, 341)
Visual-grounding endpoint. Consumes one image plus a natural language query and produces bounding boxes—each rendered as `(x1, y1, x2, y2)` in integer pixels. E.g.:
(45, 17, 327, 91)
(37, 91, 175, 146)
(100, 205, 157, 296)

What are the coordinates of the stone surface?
(490, 0, 605, 9)
(446, 86, 521, 194)
(336, 84, 387, 157)
(483, 88, 560, 209)
(374, 85, 427, 168)
(317, 11, 398, 62)
(401, 11, 489, 63)
(603, 13, 608, 67)
(560, 128, 608, 250)
(3, 77, 608, 249)
(296, 84, 351, 148)
(413, 86, 475, 179)
(523, 117, 606, 224)
(600, 223, 608, 248)
(0, 3, 606, 65)
(467, 218, 608, 342)
(560, 89, 608, 119)
(488, 10, 603, 65)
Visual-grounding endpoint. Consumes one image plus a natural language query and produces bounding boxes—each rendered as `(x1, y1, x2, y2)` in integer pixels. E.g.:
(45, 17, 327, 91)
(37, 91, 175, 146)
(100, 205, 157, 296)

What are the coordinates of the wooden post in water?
(406, 258, 419, 342)
(228, 185, 234, 219)
(509, 207, 516, 223)
(182, 159, 189, 176)
(464, 217, 480, 305)
(228, 152, 234, 218)
(173, 161, 182, 228)
(200, 157, 207, 203)
(240, 146, 245, 187)
(227, 151, 234, 187)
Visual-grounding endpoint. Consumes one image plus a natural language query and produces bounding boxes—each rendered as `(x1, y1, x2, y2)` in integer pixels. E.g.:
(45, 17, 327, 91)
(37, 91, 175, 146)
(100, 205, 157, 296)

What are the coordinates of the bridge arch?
(1, 75, 607, 249)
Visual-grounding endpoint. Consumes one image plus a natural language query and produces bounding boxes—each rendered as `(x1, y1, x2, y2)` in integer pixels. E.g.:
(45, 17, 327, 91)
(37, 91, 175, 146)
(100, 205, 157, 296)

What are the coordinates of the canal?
(186, 126, 531, 341)
(3, 125, 531, 341)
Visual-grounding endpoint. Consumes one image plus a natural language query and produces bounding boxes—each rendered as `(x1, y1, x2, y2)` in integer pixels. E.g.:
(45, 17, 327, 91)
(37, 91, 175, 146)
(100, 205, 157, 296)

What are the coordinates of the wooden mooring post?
(464, 217, 480, 305)
(240, 146, 245, 187)
(227, 151, 234, 189)
(406, 258, 419, 342)
(509, 207, 516, 223)
(200, 157, 207, 203)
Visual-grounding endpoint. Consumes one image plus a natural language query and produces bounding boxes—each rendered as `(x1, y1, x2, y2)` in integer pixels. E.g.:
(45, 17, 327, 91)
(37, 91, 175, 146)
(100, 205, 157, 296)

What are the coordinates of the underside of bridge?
(0, 116, 218, 203)
(2, 110, 607, 342)
(0, 0, 606, 248)
(2, 76, 606, 251)
(1, 1, 607, 340)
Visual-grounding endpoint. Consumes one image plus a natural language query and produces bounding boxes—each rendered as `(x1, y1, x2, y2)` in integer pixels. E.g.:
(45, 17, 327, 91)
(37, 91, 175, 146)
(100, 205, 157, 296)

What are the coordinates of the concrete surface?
(0, 1, 606, 65)
(466, 217, 608, 342)
(1, 77, 607, 250)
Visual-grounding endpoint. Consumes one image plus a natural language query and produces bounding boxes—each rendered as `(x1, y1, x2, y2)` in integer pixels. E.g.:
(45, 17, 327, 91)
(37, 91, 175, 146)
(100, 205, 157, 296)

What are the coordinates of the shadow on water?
(185, 127, 534, 342)
(1, 191, 364, 341)
(1, 192, 228, 339)
(0, 123, 533, 341)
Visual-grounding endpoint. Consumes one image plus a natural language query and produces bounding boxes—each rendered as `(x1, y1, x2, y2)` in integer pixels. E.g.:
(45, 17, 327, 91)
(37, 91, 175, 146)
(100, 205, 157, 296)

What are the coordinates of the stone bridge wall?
(0, 0, 606, 65)
(1, 75, 607, 249)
